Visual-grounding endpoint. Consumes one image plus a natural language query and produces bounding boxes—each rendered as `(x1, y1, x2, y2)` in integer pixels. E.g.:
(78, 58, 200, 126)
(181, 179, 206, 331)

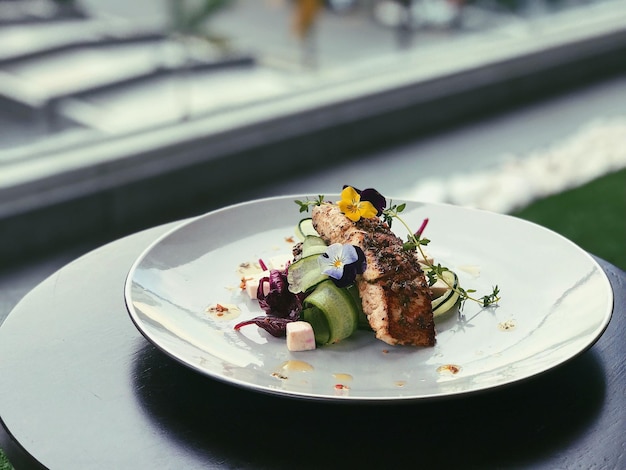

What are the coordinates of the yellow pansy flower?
(337, 186, 378, 221)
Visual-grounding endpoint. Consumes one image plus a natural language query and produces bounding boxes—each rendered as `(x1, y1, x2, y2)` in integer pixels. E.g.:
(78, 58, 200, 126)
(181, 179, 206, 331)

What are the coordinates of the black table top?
(0, 221, 624, 469)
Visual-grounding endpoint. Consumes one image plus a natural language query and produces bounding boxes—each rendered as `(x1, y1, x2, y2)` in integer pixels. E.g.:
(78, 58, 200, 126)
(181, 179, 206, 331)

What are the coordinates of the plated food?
(312, 201, 435, 347)
(235, 186, 500, 351)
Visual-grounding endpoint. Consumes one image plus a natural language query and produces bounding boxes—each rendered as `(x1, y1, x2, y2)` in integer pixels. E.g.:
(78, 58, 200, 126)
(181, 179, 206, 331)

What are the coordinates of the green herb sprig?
(382, 201, 501, 310)
(295, 195, 325, 213)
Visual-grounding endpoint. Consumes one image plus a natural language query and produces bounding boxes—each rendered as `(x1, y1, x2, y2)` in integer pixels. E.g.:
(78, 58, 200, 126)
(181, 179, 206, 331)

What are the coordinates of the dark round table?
(0, 221, 624, 469)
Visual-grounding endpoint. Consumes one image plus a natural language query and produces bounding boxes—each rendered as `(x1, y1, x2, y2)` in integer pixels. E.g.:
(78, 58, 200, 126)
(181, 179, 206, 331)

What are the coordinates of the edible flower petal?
(358, 188, 387, 216)
(319, 243, 357, 279)
(318, 243, 366, 287)
(342, 186, 386, 216)
(337, 186, 378, 221)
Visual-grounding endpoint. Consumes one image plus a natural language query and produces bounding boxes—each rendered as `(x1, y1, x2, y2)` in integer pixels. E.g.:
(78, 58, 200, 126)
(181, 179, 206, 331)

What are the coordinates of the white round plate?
(124, 195, 613, 402)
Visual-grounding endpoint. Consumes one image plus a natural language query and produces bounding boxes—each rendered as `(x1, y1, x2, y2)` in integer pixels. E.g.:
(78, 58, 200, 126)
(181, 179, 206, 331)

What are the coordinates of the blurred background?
(0, 0, 625, 268)
(0, 3, 625, 466)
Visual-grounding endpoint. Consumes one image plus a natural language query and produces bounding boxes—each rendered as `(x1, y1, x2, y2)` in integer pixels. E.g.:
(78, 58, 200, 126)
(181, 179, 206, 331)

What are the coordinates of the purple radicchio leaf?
(257, 269, 303, 320)
(234, 316, 294, 338)
(234, 268, 303, 337)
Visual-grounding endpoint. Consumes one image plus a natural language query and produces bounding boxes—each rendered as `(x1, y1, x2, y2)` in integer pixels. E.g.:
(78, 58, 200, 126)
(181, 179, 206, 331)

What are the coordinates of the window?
(0, 0, 625, 260)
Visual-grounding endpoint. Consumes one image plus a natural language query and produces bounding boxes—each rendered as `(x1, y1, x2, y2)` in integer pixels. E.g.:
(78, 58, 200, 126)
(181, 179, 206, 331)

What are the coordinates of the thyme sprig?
(382, 201, 501, 310)
(295, 195, 325, 213)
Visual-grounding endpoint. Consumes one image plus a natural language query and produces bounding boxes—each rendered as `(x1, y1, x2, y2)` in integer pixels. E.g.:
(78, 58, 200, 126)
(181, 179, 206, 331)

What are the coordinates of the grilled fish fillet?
(311, 203, 435, 347)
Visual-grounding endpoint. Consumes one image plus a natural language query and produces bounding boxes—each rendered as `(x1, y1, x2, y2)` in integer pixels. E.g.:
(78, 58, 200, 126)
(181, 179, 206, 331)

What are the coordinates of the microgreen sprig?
(382, 201, 501, 310)
(295, 195, 325, 213)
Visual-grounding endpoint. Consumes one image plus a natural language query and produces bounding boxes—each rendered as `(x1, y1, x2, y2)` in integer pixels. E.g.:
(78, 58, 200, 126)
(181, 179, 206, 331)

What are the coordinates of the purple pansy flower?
(318, 243, 366, 288)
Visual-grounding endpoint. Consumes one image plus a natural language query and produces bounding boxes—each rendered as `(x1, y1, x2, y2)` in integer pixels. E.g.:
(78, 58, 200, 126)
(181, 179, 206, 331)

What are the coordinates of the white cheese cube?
(429, 277, 449, 299)
(286, 321, 316, 351)
(245, 271, 270, 300)
(245, 278, 260, 299)
(267, 254, 293, 270)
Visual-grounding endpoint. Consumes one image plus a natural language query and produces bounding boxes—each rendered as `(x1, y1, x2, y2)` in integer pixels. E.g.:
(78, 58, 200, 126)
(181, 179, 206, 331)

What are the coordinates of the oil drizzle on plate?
(332, 373, 353, 383)
(437, 364, 462, 375)
(498, 319, 516, 331)
(271, 360, 314, 379)
(205, 303, 241, 321)
(281, 360, 314, 372)
(332, 373, 352, 395)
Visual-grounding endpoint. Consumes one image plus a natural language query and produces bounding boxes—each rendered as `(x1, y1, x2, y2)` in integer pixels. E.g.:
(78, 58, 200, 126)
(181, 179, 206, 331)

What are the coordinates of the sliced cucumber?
(287, 254, 328, 294)
(295, 218, 319, 241)
(303, 280, 359, 344)
(430, 269, 461, 317)
(345, 283, 369, 330)
(302, 306, 330, 345)
(301, 235, 328, 257)
(432, 291, 460, 317)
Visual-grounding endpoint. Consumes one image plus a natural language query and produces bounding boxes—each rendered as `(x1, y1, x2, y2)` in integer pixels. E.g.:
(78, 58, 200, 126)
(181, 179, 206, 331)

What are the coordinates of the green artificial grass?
(0, 451, 11, 470)
(512, 168, 626, 271)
